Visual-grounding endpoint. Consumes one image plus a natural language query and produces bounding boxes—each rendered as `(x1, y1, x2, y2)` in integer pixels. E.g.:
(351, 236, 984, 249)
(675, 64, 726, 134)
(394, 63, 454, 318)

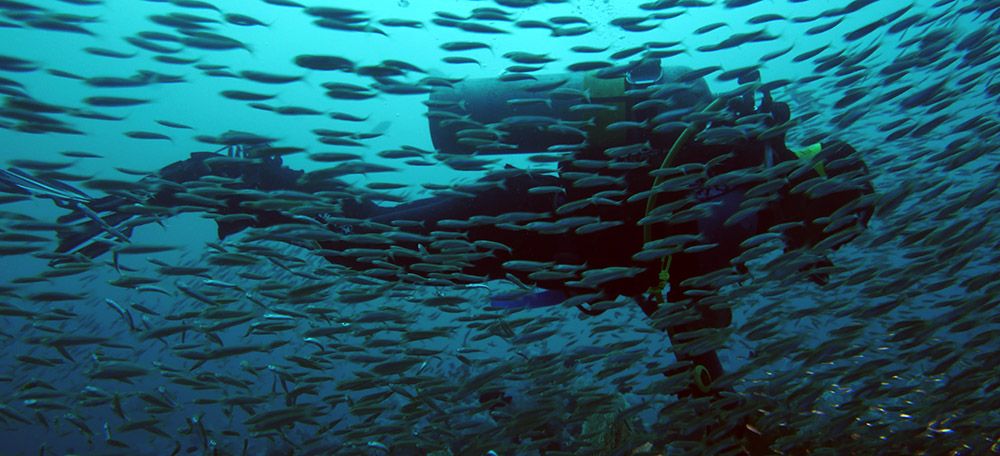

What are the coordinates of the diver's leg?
(636, 275, 730, 399)
(352, 171, 560, 228)
(661, 279, 731, 398)
(644, 190, 753, 397)
(365, 194, 474, 225)
(320, 171, 563, 276)
(644, 188, 778, 452)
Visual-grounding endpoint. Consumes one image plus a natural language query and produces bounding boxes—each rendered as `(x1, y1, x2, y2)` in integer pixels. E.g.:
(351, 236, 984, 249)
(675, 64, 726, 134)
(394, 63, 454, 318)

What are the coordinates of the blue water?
(1, 0, 998, 455)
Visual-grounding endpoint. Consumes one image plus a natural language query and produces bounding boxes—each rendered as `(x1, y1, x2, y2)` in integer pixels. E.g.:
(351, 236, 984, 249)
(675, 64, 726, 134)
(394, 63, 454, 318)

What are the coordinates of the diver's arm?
(768, 140, 875, 283)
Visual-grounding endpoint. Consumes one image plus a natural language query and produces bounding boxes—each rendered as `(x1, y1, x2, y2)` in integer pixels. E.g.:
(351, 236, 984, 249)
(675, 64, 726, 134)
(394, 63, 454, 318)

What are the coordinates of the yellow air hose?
(642, 97, 727, 295)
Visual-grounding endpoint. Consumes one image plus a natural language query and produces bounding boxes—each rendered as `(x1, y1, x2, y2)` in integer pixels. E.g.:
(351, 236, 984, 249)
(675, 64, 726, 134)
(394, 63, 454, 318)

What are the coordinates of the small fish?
(516, 20, 556, 31)
(27, 18, 96, 36)
(155, 120, 192, 129)
(103, 298, 135, 331)
(440, 41, 491, 52)
(567, 61, 613, 72)
(84, 96, 150, 107)
(60, 150, 103, 158)
(263, 0, 304, 6)
(571, 45, 609, 53)
(694, 22, 727, 34)
(114, 244, 178, 254)
(125, 131, 172, 142)
(83, 47, 138, 59)
(378, 18, 423, 28)
(125, 36, 182, 54)
(220, 90, 275, 101)
(224, 13, 268, 27)
(240, 70, 302, 84)
(154, 55, 200, 65)
(503, 51, 556, 64)
(27, 292, 86, 302)
(294, 54, 354, 71)
(183, 33, 252, 52)
(443, 56, 481, 65)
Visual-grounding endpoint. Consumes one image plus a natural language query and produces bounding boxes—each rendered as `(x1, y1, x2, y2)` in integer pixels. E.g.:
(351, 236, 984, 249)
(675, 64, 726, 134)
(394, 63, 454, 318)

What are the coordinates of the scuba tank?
(427, 59, 714, 156)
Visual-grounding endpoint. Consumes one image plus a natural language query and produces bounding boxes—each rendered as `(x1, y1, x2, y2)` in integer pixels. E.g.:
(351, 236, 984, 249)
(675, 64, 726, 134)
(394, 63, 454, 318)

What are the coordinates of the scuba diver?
(2, 58, 875, 450)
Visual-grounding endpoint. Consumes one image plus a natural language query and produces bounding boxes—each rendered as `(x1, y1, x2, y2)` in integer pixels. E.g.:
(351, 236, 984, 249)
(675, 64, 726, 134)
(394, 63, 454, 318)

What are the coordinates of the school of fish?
(0, 0, 998, 455)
